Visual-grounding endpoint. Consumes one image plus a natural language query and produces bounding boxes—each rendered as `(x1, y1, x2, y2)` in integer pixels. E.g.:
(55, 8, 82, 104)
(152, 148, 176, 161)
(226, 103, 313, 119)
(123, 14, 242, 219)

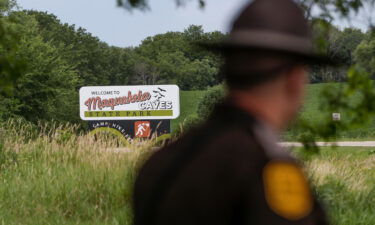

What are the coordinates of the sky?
(17, 0, 249, 47)
(17, 0, 370, 48)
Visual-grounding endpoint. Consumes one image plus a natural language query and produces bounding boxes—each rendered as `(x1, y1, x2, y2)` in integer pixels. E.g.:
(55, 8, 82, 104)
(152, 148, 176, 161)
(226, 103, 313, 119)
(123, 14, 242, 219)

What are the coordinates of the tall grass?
(0, 120, 152, 225)
(303, 147, 375, 225)
(1, 120, 374, 224)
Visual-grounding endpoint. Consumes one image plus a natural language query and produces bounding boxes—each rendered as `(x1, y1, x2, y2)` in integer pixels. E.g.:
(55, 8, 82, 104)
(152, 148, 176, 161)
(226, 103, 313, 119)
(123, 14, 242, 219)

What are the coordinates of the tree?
(130, 25, 223, 90)
(0, 11, 79, 123)
(0, 0, 26, 94)
(354, 35, 375, 78)
(329, 28, 365, 65)
(179, 58, 218, 90)
(308, 24, 365, 83)
(132, 59, 160, 85)
(104, 47, 135, 85)
(24, 10, 134, 87)
(0, 8, 140, 124)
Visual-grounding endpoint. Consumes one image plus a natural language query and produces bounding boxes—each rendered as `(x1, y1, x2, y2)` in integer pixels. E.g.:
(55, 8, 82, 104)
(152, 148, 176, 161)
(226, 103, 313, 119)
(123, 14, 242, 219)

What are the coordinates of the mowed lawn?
(171, 90, 204, 132)
(175, 83, 375, 140)
(300, 84, 375, 140)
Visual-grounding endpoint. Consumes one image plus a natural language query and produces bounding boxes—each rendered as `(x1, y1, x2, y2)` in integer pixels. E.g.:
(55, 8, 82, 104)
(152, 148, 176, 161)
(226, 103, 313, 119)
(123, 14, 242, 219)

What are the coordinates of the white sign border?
(79, 85, 180, 121)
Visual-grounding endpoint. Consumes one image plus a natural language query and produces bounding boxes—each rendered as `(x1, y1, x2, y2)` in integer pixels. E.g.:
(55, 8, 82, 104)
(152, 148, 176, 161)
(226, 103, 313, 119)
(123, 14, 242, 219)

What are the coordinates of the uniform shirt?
(133, 102, 328, 225)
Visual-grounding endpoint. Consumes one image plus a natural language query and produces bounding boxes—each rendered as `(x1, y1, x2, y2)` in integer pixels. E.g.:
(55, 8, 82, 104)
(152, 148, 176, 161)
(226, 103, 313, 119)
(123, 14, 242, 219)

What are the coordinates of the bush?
(196, 85, 226, 119)
(173, 115, 200, 137)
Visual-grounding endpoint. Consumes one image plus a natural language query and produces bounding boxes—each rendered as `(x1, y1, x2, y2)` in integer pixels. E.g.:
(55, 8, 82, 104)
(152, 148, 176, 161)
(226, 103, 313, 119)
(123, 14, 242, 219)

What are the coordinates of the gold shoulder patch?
(262, 161, 313, 221)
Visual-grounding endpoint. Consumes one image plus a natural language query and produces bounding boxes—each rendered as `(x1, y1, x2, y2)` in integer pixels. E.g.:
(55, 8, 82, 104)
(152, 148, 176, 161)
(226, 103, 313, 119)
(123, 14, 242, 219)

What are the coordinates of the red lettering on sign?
(84, 91, 152, 111)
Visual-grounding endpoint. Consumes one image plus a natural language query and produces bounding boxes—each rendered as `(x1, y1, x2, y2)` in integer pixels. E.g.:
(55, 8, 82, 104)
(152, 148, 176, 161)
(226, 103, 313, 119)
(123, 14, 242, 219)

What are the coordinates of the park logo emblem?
(135, 121, 151, 138)
(262, 161, 313, 221)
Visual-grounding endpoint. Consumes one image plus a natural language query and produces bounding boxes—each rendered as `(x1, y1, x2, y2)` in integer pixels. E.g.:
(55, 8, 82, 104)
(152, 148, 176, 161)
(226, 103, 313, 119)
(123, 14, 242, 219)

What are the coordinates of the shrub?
(196, 85, 226, 119)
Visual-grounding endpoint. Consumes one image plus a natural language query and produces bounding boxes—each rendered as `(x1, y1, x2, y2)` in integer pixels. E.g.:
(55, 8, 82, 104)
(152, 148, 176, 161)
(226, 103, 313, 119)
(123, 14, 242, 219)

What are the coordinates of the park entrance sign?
(79, 85, 180, 143)
(80, 85, 180, 120)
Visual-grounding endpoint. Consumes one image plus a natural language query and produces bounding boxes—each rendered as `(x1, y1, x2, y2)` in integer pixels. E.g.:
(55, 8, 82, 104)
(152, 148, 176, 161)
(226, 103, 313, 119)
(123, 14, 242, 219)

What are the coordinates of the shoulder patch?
(262, 161, 313, 221)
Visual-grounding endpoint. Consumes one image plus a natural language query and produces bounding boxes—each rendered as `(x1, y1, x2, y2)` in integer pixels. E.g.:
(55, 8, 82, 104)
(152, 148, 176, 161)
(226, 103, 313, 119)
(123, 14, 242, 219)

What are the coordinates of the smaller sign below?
(332, 113, 341, 121)
(88, 120, 171, 141)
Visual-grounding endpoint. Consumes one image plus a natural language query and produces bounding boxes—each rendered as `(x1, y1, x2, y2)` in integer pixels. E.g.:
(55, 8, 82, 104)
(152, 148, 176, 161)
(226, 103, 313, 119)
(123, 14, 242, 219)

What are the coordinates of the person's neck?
(229, 93, 284, 133)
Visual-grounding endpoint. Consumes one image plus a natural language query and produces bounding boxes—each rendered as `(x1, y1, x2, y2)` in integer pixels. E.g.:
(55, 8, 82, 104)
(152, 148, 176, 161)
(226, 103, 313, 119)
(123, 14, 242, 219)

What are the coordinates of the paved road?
(280, 141, 375, 147)
(109, 142, 375, 153)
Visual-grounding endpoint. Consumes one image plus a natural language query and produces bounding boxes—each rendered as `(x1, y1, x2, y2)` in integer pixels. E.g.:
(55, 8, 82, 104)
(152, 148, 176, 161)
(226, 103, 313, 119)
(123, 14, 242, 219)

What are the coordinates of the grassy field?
(1, 83, 375, 224)
(171, 90, 204, 132)
(0, 121, 374, 224)
(301, 147, 375, 225)
(299, 83, 375, 140)
(0, 121, 146, 225)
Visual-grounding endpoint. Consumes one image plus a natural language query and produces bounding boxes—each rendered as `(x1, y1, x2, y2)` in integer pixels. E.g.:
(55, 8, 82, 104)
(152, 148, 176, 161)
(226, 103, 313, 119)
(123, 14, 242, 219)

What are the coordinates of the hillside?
(174, 83, 375, 140)
(171, 90, 205, 131)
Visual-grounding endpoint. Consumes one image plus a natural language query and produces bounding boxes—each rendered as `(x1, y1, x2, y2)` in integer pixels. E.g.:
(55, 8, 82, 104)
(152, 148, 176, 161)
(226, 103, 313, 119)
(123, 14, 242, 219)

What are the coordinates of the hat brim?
(198, 41, 340, 66)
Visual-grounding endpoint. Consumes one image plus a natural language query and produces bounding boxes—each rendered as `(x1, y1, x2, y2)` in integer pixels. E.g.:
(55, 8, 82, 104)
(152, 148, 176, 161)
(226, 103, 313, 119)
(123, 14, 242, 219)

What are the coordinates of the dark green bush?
(196, 85, 226, 119)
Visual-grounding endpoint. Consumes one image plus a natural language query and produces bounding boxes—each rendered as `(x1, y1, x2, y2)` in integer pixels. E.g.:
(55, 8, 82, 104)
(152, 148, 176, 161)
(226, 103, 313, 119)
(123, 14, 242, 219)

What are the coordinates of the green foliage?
(309, 22, 366, 83)
(354, 37, 375, 78)
(304, 147, 375, 225)
(0, 9, 138, 124)
(171, 90, 204, 132)
(196, 85, 226, 119)
(292, 67, 375, 151)
(132, 25, 224, 90)
(0, 8, 225, 124)
(330, 28, 365, 65)
(0, 0, 26, 94)
(171, 85, 226, 135)
(178, 59, 218, 90)
(1, 120, 375, 224)
(178, 83, 375, 141)
(0, 120, 154, 225)
(0, 11, 80, 123)
(26, 10, 134, 87)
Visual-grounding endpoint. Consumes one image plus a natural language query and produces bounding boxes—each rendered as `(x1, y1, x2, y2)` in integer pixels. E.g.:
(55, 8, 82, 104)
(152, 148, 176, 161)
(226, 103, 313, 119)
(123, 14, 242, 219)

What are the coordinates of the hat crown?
(231, 0, 310, 38)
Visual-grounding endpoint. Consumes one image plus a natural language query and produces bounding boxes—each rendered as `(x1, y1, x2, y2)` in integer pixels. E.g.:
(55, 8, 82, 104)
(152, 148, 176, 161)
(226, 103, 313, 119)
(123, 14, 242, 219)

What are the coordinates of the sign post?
(332, 112, 341, 139)
(332, 113, 341, 121)
(80, 85, 180, 143)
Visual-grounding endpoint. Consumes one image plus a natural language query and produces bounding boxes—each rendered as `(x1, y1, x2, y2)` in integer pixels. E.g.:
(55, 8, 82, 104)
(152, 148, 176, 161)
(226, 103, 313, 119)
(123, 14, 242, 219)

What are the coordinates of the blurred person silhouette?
(133, 0, 336, 224)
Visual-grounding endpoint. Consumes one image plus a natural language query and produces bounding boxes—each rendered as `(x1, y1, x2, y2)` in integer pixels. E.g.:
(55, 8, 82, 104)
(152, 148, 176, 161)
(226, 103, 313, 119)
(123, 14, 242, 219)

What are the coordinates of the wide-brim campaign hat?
(201, 0, 336, 65)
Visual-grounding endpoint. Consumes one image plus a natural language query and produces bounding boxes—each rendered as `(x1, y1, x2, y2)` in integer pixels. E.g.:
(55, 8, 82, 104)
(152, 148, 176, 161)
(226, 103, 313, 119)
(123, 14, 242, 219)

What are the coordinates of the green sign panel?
(84, 110, 173, 118)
